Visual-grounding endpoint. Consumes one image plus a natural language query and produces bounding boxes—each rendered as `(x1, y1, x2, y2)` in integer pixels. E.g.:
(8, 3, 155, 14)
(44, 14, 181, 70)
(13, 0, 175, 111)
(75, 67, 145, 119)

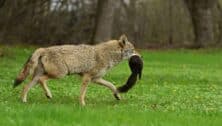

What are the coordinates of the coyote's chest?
(94, 61, 116, 78)
(95, 68, 107, 78)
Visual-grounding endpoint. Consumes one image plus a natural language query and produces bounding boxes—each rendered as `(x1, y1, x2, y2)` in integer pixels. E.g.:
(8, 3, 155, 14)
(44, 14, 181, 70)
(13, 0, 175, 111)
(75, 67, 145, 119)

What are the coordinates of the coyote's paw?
(45, 93, 52, 99)
(114, 93, 121, 100)
(22, 98, 27, 103)
(80, 101, 86, 106)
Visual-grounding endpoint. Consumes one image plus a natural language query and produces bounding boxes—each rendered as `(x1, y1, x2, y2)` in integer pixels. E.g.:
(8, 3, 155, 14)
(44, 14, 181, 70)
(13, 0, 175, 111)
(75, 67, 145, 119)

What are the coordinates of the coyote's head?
(118, 34, 137, 59)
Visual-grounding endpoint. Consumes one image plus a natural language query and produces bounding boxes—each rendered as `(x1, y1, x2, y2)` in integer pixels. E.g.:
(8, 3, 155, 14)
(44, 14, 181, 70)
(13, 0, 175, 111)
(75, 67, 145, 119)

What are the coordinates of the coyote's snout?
(14, 35, 138, 106)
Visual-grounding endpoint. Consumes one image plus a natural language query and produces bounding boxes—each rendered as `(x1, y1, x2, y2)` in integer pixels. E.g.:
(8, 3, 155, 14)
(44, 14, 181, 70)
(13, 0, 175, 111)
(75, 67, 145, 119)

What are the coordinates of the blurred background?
(0, 0, 222, 49)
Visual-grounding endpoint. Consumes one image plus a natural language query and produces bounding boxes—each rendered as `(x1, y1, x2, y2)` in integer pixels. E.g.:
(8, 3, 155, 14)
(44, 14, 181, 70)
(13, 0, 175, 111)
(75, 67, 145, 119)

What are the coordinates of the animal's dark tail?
(117, 55, 143, 93)
(117, 73, 138, 93)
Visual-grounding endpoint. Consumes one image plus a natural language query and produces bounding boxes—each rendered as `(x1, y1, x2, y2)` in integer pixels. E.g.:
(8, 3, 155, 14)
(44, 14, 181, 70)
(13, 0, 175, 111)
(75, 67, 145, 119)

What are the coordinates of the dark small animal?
(118, 55, 143, 93)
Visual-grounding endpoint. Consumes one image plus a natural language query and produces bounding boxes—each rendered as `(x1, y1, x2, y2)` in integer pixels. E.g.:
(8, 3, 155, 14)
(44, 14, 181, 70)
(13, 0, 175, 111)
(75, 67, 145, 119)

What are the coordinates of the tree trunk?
(0, 0, 5, 8)
(216, 1, 222, 46)
(91, 0, 116, 43)
(192, 7, 214, 47)
(168, 0, 173, 45)
(184, 0, 217, 48)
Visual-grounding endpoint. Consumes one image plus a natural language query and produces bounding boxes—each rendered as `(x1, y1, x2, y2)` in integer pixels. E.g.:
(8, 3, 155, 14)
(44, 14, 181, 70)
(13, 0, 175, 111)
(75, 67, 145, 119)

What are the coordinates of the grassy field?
(0, 46, 222, 126)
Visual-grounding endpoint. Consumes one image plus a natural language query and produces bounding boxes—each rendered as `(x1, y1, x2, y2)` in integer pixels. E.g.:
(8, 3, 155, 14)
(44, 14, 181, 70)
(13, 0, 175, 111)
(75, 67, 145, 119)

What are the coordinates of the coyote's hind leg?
(21, 76, 39, 102)
(39, 75, 52, 99)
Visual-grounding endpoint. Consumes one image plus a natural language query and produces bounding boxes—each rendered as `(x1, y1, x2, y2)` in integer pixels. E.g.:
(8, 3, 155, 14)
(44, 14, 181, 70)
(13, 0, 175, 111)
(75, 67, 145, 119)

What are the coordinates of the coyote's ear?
(119, 34, 128, 48)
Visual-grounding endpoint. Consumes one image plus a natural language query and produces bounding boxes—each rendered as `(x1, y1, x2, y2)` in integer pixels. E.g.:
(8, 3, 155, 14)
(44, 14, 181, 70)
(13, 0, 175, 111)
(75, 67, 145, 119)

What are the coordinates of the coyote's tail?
(117, 55, 143, 93)
(13, 48, 44, 88)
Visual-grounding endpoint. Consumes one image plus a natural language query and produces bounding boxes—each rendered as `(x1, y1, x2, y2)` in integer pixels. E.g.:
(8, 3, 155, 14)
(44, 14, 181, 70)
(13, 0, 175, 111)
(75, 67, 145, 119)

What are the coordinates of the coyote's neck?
(95, 42, 123, 69)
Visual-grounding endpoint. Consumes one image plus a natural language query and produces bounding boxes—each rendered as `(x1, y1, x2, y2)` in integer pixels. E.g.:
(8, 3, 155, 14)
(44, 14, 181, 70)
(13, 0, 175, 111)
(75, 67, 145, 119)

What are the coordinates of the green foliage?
(0, 46, 222, 126)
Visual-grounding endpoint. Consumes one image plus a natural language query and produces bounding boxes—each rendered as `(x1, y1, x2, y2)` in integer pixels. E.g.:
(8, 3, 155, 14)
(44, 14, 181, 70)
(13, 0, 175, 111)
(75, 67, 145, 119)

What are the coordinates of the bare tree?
(216, 1, 222, 46)
(0, 0, 6, 8)
(184, 0, 217, 48)
(91, 0, 117, 43)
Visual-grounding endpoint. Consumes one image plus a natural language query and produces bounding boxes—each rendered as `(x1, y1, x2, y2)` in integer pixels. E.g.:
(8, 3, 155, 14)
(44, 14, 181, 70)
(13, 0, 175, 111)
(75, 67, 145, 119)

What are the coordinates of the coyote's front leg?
(38, 75, 52, 99)
(79, 74, 91, 106)
(93, 78, 121, 100)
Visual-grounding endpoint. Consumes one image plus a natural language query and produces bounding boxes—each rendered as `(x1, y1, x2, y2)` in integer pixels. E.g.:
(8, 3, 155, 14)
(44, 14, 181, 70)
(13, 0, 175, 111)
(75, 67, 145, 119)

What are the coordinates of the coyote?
(14, 35, 137, 106)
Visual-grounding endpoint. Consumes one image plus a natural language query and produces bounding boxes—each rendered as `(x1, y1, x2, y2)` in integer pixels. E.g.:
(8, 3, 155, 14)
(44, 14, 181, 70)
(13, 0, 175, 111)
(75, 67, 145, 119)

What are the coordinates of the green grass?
(0, 46, 222, 126)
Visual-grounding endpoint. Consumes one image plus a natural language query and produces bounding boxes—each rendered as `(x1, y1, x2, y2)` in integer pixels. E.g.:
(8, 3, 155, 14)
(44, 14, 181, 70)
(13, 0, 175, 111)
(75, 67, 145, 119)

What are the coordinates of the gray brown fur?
(14, 35, 137, 106)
